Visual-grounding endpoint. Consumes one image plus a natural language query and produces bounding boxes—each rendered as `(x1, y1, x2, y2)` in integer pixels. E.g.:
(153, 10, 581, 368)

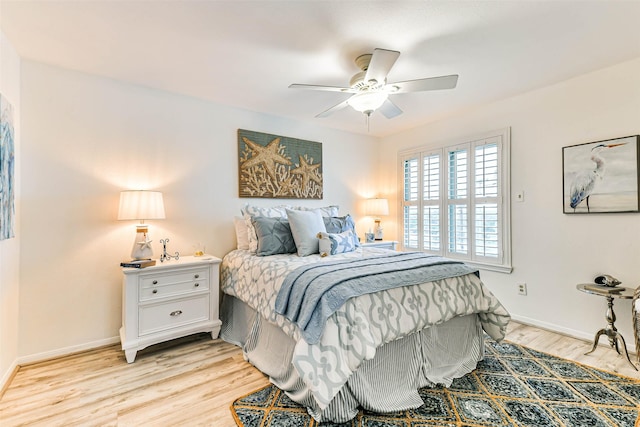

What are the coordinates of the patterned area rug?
(231, 338, 640, 427)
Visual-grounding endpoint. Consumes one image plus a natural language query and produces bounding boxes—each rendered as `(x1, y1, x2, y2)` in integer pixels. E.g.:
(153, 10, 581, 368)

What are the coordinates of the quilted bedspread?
(221, 248, 510, 409)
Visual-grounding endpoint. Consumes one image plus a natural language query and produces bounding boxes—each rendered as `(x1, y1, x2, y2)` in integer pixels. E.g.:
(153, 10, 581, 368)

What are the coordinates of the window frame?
(398, 128, 512, 273)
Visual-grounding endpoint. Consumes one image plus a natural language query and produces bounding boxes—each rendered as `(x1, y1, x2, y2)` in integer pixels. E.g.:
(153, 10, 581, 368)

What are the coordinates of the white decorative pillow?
(318, 230, 359, 257)
(233, 216, 249, 250)
(286, 208, 327, 256)
(293, 205, 339, 217)
(241, 204, 290, 253)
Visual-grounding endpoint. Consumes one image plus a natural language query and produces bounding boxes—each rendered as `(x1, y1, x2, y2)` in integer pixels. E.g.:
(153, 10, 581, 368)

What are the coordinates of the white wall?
(0, 30, 20, 389)
(12, 53, 640, 363)
(18, 61, 379, 360)
(380, 57, 640, 347)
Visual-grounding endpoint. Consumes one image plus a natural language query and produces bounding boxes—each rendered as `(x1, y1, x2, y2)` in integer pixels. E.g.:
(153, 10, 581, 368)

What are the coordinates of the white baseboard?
(511, 314, 637, 354)
(16, 335, 121, 366)
(0, 360, 18, 396)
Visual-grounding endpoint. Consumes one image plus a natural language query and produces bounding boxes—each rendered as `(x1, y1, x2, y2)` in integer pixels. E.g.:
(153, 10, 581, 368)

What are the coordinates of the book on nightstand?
(583, 283, 623, 294)
(120, 259, 156, 268)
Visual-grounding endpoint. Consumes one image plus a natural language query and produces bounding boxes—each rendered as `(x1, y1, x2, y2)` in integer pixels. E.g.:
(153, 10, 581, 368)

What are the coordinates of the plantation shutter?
(402, 156, 420, 249)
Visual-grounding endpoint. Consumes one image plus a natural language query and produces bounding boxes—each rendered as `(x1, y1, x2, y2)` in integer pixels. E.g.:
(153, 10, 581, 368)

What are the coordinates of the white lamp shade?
(118, 191, 166, 221)
(365, 198, 389, 217)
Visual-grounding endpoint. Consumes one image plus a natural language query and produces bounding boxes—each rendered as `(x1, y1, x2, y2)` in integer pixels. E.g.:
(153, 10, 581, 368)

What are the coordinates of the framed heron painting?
(562, 135, 639, 214)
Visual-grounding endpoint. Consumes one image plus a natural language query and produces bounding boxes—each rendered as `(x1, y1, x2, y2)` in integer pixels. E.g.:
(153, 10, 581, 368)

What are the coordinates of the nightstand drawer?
(140, 268, 209, 301)
(139, 295, 210, 336)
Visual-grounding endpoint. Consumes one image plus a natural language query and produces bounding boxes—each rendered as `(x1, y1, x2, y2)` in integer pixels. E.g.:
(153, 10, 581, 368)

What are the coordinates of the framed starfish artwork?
(238, 129, 323, 199)
(562, 135, 639, 214)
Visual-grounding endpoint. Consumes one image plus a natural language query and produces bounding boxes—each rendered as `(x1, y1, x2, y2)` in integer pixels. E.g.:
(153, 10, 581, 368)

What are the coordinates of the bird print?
(569, 142, 626, 212)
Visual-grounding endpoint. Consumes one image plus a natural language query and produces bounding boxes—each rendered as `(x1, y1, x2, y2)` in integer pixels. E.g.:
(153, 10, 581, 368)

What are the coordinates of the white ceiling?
(1, 1, 640, 137)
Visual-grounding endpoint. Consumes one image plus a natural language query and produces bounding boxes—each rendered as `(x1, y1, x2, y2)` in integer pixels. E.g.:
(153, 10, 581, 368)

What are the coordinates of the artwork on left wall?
(238, 129, 323, 199)
(0, 93, 15, 240)
(562, 135, 639, 214)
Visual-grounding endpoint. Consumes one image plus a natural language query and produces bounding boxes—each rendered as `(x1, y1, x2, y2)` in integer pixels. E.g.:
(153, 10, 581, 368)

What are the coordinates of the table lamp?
(118, 190, 165, 260)
(365, 198, 389, 240)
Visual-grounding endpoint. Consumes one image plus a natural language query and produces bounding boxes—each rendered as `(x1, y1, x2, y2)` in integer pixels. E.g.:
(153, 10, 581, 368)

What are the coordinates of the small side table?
(576, 284, 637, 370)
(361, 240, 398, 250)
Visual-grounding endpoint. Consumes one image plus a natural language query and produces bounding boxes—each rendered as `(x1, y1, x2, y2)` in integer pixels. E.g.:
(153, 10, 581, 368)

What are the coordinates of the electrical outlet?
(517, 283, 527, 296)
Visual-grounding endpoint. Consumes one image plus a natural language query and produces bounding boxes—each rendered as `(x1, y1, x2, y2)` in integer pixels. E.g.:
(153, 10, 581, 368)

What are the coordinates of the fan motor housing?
(349, 53, 384, 90)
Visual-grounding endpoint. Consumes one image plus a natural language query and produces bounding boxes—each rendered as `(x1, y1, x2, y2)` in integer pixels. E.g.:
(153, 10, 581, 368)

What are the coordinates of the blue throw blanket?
(274, 252, 478, 344)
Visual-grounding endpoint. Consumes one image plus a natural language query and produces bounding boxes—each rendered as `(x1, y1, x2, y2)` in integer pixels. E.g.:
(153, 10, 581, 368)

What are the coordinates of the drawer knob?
(194, 274, 200, 279)
(194, 283, 200, 287)
(152, 280, 158, 285)
(152, 289, 158, 294)
(170, 310, 183, 317)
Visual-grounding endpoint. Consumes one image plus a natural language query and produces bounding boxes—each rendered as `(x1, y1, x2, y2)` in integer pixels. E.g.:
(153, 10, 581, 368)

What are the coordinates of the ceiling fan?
(289, 48, 459, 119)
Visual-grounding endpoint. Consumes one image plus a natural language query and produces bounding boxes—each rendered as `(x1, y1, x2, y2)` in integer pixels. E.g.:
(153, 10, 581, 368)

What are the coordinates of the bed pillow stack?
(237, 204, 345, 256)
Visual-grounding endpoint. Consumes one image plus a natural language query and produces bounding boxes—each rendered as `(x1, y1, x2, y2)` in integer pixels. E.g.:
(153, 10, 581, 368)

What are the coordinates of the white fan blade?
(389, 75, 458, 93)
(289, 83, 356, 93)
(379, 99, 403, 119)
(315, 99, 350, 118)
(365, 48, 400, 85)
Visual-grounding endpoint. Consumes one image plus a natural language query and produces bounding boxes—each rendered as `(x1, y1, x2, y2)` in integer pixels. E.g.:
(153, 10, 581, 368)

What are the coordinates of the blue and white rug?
(231, 338, 640, 426)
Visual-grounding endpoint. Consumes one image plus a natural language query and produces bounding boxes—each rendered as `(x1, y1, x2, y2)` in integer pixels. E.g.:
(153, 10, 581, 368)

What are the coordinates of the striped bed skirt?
(220, 294, 485, 423)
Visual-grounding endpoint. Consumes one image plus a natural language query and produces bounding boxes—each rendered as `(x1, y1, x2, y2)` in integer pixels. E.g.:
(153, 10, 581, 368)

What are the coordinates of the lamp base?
(131, 225, 154, 260)
(374, 220, 383, 241)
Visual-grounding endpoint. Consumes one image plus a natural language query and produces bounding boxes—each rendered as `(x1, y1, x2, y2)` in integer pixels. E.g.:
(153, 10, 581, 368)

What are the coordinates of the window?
(399, 128, 511, 272)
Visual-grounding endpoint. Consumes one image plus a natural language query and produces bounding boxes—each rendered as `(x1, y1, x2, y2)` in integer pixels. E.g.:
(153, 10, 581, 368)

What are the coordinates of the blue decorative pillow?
(241, 204, 290, 253)
(323, 214, 355, 232)
(323, 214, 359, 246)
(286, 208, 327, 256)
(317, 230, 359, 257)
(252, 217, 296, 256)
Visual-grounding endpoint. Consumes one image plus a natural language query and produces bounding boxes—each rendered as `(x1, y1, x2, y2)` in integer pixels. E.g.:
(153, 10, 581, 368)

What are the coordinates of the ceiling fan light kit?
(289, 48, 459, 123)
(347, 92, 388, 115)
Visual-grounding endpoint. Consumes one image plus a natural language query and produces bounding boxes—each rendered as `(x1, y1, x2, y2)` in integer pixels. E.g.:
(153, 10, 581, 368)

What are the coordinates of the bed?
(220, 205, 510, 423)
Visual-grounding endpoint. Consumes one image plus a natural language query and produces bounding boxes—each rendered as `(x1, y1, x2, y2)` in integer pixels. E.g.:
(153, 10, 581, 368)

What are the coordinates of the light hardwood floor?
(1, 322, 638, 427)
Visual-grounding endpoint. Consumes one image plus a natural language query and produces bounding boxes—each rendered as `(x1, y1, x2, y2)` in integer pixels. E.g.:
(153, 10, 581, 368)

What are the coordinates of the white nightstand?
(361, 240, 398, 250)
(119, 255, 222, 363)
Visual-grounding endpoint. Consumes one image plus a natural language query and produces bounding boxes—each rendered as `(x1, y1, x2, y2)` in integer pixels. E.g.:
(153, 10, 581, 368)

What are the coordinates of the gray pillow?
(252, 217, 296, 256)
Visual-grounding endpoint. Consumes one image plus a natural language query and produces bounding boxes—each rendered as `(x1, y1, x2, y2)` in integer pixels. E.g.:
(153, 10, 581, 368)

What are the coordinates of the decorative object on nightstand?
(365, 198, 389, 240)
(159, 238, 180, 263)
(594, 274, 621, 287)
(118, 190, 165, 260)
(120, 255, 222, 363)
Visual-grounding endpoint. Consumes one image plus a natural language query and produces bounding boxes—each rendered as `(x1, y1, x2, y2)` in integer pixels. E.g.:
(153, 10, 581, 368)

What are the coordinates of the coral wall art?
(238, 129, 323, 199)
(0, 93, 15, 240)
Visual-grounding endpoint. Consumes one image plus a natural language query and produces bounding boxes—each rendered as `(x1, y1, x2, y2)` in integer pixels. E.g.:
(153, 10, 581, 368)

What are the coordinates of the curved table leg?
(614, 333, 638, 371)
(585, 328, 606, 355)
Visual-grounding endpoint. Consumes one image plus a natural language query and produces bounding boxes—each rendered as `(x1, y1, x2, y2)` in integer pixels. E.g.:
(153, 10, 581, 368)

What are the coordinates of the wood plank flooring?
(1, 321, 638, 427)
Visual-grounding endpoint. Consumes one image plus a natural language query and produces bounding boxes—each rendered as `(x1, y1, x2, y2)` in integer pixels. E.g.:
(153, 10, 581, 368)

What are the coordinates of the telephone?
(594, 274, 621, 287)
